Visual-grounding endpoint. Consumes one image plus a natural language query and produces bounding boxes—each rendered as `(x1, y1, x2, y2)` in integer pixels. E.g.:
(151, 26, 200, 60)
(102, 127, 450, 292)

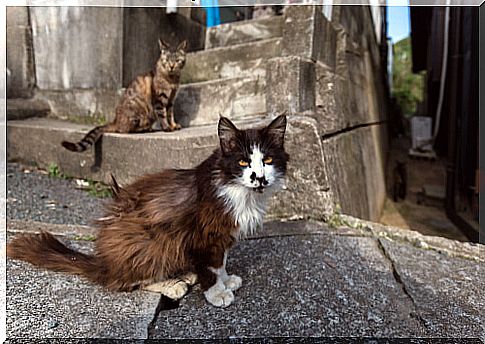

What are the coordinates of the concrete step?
(181, 38, 282, 84)
(7, 116, 333, 220)
(205, 16, 283, 49)
(7, 98, 50, 120)
(175, 75, 266, 128)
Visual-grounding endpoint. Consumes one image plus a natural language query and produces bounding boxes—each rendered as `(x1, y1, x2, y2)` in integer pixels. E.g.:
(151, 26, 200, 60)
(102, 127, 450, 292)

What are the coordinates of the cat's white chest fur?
(217, 184, 268, 237)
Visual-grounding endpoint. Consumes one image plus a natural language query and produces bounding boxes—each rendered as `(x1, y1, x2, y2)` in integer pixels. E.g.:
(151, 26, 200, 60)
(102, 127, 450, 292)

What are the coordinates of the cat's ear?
(218, 116, 239, 155)
(265, 113, 287, 147)
(177, 40, 188, 52)
(158, 39, 170, 51)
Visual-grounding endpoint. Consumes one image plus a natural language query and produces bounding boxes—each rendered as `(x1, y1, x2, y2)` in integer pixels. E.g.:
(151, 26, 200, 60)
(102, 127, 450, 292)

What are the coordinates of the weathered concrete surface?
(6, 235, 160, 339)
(153, 235, 425, 338)
(321, 125, 387, 221)
(175, 76, 266, 128)
(267, 116, 333, 220)
(6, 7, 35, 99)
(30, 7, 123, 90)
(205, 16, 283, 49)
(266, 56, 315, 115)
(315, 63, 371, 132)
(380, 239, 484, 338)
(35, 89, 122, 122)
(181, 38, 282, 84)
(7, 116, 334, 220)
(282, 6, 337, 70)
(6, 217, 484, 339)
(7, 98, 50, 120)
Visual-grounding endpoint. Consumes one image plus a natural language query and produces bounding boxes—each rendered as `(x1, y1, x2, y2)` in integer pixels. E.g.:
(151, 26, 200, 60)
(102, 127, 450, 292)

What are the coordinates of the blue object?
(202, 0, 221, 27)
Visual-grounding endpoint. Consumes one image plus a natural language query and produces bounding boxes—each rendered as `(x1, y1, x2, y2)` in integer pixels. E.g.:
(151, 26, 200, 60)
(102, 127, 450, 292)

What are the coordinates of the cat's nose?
(256, 176, 268, 186)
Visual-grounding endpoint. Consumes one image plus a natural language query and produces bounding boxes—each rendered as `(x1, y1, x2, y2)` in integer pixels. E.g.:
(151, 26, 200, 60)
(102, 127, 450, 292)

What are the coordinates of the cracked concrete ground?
(5, 163, 484, 340)
(5, 219, 484, 340)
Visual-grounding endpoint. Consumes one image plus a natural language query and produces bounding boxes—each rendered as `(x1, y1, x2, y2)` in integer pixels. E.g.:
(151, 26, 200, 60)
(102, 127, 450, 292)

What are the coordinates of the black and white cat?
(8, 115, 290, 308)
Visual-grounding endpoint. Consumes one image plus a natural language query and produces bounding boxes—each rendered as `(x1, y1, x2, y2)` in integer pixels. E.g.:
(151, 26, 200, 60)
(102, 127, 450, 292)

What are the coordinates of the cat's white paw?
(224, 274, 242, 291)
(204, 284, 234, 308)
(144, 280, 188, 300)
(162, 282, 189, 300)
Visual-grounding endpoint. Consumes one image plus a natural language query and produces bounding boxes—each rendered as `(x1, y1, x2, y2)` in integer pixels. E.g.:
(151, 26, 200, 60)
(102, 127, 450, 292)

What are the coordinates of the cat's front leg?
(154, 104, 171, 132)
(218, 251, 242, 291)
(197, 249, 238, 308)
(167, 106, 181, 131)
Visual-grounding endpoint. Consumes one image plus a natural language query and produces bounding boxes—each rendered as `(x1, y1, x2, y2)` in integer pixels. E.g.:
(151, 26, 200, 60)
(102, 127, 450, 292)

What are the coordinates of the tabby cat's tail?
(61, 123, 117, 152)
(6, 231, 100, 283)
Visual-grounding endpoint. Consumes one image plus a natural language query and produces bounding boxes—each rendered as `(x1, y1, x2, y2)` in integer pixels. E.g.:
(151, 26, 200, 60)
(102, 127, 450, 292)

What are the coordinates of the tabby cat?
(8, 115, 289, 308)
(61, 39, 187, 152)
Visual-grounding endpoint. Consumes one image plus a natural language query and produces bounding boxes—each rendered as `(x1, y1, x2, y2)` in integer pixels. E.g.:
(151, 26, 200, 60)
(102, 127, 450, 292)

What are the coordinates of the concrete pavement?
(5, 219, 484, 340)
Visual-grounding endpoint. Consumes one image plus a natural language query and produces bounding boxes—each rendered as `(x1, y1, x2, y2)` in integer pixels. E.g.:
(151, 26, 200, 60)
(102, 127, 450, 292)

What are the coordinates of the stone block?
(315, 60, 386, 134)
(30, 7, 123, 90)
(175, 76, 266, 128)
(181, 38, 282, 84)
(267, 116, 333, 220)
(7, 98, 50, 120)
(315, 64, 346, 134)
(338, 6, 366, 48)
(361, 125, 387, 221)
(282, 6, 336, 69)
(205, 16, 283, 49)
(7, 118, 219, 186)
(321, 128, 370, 220)
(312, 8, 338, 70)
(320, 124, 388, 221)
(281, 6, 315, 59)
(6, 8, 35, 99)
(266, 56, 315, 115)
(35, 89, 122, 123)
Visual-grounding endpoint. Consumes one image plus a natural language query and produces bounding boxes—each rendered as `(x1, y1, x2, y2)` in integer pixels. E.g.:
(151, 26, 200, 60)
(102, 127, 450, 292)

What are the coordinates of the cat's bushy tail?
(61, 123, 117, 152)
(6, 231, 100, 283)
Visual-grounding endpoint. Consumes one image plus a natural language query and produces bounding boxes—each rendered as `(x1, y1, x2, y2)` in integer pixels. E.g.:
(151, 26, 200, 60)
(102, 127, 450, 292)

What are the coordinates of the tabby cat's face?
(217, 115, 289, 193)
(157, 39, 187, 75)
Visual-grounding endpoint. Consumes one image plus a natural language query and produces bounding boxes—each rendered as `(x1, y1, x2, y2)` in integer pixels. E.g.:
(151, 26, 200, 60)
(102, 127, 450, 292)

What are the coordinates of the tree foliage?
(392, 37, 425, 116)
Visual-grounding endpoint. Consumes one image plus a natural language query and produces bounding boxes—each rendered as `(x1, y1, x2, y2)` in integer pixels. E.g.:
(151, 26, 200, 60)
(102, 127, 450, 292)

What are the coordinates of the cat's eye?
(263, 157, 273, 164)
(238, 160, 249, 167)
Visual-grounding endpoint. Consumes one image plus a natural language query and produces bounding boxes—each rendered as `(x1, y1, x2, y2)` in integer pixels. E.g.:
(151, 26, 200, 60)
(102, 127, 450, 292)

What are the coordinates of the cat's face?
(157, 39, 187, 75)
(217, 115, 289, 193)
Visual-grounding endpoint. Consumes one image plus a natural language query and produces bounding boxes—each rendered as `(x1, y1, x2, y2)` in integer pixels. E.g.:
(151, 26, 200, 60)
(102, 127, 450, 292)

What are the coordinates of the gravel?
(7, 162, 104, 225)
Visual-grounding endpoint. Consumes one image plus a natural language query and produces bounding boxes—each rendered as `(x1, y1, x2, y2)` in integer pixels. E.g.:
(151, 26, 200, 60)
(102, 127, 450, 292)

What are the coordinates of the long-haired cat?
(8, 115, 289, 308)
(61, 39, 187, 153)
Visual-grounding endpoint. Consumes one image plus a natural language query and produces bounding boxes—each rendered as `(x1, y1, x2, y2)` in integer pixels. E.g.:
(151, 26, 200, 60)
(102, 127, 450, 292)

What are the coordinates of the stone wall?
(6, 7, 35, 99)
(266, 5, 389, 220)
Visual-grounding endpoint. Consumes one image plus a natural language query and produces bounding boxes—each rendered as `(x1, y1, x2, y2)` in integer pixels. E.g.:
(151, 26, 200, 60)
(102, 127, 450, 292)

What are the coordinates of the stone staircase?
(176, 20, 283, 127)
(8, 6, 390, 221)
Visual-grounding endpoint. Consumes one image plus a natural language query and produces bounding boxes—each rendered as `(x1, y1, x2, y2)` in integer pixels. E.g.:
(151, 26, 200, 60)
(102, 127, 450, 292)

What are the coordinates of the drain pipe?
(416, 4, 450, 151)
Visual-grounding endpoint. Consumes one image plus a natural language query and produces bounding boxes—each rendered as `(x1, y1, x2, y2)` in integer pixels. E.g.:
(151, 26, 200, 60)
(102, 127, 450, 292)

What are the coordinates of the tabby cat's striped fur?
(62, 39, 187, 152)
